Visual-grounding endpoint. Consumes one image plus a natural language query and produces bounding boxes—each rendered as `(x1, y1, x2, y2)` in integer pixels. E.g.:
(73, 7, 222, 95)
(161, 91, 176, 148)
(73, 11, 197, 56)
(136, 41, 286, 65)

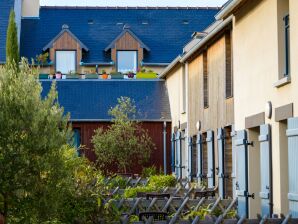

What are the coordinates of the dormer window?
(117, 51, 137, 73)
(105, 27, 150, 72)
(56, 50, 76, 74)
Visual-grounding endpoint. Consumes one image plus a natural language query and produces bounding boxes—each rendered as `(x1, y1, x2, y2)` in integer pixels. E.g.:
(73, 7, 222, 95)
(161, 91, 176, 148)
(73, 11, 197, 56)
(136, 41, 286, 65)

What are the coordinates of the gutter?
(141, 62, 170, 66)
(69, 119, 172, 122)
(180, 15, 233, 63)
(158, 55, 182, 79)
(215, 0, 242, 20)
(80, 61, 114, 66)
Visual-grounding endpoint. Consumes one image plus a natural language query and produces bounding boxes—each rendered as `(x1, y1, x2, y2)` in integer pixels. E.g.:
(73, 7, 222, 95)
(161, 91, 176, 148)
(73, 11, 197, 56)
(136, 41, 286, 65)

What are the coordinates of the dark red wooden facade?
(72, 121, 172, 174)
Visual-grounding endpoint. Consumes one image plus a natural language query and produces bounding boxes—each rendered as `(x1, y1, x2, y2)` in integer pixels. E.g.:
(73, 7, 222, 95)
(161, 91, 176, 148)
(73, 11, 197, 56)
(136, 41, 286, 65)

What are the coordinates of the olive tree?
(92, 97, 155, 173)
(0, 59, 102, 223)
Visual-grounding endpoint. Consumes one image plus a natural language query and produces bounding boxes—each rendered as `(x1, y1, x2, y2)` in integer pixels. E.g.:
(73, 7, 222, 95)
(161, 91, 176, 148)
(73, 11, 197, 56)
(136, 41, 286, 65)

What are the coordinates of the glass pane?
(56, 51, 76, 74)
(117, 51, 137, 73)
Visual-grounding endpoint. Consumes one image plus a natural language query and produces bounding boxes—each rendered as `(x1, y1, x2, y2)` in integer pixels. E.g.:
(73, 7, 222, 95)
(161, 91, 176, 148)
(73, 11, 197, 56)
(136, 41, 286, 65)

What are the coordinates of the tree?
(6, 9, 19, 67)
(0, 59, 97, 223)
(92, 97, 155, 173)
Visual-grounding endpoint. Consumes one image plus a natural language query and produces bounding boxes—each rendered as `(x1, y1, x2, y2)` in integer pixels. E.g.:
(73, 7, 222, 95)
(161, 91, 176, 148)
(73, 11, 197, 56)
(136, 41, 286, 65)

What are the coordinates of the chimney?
(22, 0, 40, 17)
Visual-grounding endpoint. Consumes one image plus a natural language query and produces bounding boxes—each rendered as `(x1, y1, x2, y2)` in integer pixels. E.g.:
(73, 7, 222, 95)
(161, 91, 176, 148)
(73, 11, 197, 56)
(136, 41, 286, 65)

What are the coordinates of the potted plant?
(55, 71, 62, 79)
(136, 67, 157, 79)
(80, 73, 86, 79)
(36, 52, 50, 79)
(66, 71, 80, 79)
(127, 71, 135, 79)
(110, 70, 124, 79)
(86, 68, 98, 79)
(101, 69, 108, 79)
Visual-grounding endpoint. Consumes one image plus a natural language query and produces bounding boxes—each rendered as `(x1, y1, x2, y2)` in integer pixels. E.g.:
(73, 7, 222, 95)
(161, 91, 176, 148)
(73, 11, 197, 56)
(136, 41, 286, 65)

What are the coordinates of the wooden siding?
(72, 121, 172, 174)
(49, 32, 83, 73)
(111, 32, 144, 69)
(187, 31, 234, 187)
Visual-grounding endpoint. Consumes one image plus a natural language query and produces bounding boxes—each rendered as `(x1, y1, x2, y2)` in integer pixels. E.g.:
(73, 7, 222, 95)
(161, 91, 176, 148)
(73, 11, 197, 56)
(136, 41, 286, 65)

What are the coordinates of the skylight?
(88, 19, 94, 25)
(142, 21, 149, 25)
(182, 20, 189, 25)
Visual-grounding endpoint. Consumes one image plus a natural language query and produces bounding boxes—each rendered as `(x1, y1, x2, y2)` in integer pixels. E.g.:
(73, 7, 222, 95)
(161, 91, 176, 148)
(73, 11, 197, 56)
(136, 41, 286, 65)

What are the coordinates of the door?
(196, 133, 203, 182)
(258, 124, 272, 216)
(286, 117, 298, 217)
(217, 128, 225, 198)
(235, 130, 249, 218)
(188, 137, 193, 180)
(207, 130, 215, 188)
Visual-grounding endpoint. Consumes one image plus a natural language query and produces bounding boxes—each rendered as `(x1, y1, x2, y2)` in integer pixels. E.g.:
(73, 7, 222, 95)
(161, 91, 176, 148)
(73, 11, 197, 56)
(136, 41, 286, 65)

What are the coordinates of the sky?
(40, 0, 228, 7)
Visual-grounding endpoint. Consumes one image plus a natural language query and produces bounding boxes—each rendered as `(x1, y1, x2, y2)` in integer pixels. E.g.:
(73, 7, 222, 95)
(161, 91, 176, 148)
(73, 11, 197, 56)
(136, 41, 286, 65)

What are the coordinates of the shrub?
(124, 186, 156, 198)
(141, 166, 159, 178)
(148, 175, 177, 188)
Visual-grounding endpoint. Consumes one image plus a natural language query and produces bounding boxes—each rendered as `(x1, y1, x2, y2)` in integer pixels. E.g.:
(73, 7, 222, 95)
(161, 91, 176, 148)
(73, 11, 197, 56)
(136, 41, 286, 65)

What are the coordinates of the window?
(182, 65, 186, 113)
(225, 31, 233, 98)
(117, 51, 137, 73)
(56, 51, 76, 74)
(284, 14, 290, 76)
(203, 51, 208, 108)
(73, 128, 81, 156)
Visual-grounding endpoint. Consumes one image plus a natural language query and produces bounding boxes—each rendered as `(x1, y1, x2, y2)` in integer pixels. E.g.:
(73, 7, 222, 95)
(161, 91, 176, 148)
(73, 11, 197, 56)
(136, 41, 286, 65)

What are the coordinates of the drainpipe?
(163, 121, 167, 174)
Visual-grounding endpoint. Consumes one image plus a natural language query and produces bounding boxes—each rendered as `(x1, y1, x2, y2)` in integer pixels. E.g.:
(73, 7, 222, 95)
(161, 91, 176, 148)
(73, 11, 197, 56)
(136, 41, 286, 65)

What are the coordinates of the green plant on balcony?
(136, 67, 157, 79)
(36, 52, 49, 79)
(66, 71, 80, 79)
(101, 69, 108, 79)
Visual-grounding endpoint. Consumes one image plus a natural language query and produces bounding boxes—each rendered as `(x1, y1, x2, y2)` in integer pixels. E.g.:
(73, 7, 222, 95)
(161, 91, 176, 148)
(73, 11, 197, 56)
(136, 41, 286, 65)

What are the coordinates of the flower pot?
(111, 72, 124, 79)
(127, 73, 135, 79)
(101, 74, 109, 79)
(66, 74, 79, 79)
(39, 73, 49, 79)
(62, 74, 66, 79)
(80, 74, 86, 79)
(86, 74, 98, 79)
(55, 73, 62, 79)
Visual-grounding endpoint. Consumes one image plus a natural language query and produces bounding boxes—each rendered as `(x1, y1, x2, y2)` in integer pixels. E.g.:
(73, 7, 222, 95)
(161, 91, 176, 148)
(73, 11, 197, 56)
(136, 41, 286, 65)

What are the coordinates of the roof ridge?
(40, 6, 221, 10)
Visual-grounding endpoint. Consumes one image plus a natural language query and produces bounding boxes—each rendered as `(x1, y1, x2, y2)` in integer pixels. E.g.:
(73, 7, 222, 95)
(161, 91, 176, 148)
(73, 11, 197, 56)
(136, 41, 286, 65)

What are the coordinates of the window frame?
(55, 50, 77, 74)
(284, 14, 290, 77)
(116, 50, 138, 73)
(203, 51, 209, 108)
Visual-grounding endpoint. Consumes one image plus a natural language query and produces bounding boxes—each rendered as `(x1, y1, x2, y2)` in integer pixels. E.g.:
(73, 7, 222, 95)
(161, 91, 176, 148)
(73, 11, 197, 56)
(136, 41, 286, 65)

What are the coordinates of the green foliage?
(92, 96, 155, 173)
(107, 175, 127, 189)
(141, 166, 159, 178)
(0, 60, 109, 223)
(124, 186, 156, 198)
(123, 175, 176, 198)
(6, 10, 19, 67)
(148, 175, 177, 188)
(36, 52, 49, 66)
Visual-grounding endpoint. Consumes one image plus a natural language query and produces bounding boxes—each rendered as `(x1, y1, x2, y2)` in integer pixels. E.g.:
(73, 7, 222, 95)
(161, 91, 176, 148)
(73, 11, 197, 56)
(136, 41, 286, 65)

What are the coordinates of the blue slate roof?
(40, 80, 171, 121)
(0, 0, 15, 63)
(21, 7, 219, 64)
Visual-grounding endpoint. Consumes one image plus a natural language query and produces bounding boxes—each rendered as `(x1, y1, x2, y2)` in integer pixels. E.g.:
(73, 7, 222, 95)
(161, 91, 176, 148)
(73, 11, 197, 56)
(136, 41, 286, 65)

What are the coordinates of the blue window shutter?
(175, 131, 182, 179)
(171, 133, 176, 173)
(231, 126, 237, 199)
(259, 124, 272, 217)
(287, 117, 298, 217)
(207, 130, 215, 188)
(188, 137, 193, 180)
(196, 133, 203, 183)
(217, 127, 225, 198)
(236, 129, 249, 218)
